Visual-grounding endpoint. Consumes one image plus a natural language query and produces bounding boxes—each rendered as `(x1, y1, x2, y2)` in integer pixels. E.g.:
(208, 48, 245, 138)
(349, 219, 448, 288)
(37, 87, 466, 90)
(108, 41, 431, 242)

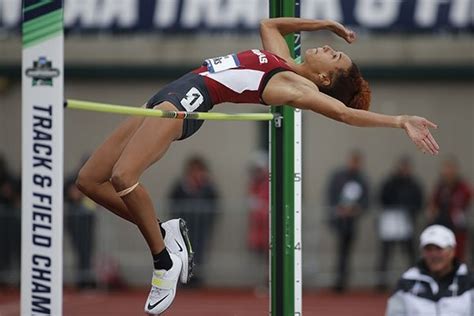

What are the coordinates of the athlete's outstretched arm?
(263, 73, 440, 155)
(260, 18, 355, 63)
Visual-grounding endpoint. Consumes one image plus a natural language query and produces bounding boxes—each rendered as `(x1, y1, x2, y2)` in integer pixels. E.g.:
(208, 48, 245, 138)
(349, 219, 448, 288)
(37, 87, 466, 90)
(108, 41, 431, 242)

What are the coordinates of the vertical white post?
(21, 1, 64, 315)
(294, 107, 302, 314)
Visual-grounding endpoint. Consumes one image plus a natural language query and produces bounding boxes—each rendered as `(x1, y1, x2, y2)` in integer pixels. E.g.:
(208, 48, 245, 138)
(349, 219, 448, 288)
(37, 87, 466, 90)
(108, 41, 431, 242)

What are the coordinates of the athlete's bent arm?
(260, 18, 355, 62)
(263, 74, 439, 155)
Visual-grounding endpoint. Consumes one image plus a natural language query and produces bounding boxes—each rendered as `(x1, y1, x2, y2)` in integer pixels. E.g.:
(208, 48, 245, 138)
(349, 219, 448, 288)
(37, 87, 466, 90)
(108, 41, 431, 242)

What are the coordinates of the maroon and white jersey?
(192, 49, 293, 105)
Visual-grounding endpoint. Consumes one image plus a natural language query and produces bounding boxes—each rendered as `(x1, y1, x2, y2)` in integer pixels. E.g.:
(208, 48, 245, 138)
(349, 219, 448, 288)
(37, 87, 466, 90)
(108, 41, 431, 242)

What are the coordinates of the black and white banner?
(2, 0, 473, 33)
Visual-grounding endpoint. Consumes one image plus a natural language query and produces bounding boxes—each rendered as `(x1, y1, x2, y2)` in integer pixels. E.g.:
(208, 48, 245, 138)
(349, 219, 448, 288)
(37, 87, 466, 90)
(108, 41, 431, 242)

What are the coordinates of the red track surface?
(0, 288, 389, 316)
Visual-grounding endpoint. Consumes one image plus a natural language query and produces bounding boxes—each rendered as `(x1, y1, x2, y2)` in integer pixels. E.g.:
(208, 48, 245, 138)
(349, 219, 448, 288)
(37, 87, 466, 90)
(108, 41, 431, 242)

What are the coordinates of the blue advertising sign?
(1, 0, 473, 33)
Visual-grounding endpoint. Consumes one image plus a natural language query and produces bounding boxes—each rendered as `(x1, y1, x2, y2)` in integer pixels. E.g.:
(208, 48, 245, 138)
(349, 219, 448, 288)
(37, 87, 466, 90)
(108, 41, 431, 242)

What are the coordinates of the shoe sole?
(177, 219, 195, 284)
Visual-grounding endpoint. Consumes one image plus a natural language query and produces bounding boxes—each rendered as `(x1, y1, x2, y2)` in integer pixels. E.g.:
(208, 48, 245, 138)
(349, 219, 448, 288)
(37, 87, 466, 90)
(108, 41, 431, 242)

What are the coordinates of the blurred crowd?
(0, 149, 471, 293)
(325, 150, 472, 293)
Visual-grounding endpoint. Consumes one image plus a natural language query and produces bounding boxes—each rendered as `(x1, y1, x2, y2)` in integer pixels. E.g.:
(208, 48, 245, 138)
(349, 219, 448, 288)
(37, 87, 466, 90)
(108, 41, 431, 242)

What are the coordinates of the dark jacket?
(380, 174, 423, 217)
(326, 168, 369, 228)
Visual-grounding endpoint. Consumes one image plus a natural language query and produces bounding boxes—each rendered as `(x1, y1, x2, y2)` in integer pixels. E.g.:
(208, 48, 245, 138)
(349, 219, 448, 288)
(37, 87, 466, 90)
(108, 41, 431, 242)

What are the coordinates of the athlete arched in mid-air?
(76, 18, 439, 314)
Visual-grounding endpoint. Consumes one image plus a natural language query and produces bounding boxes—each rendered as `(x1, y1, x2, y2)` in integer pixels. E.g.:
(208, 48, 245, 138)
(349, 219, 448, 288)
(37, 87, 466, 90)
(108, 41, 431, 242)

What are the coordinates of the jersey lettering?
(180, 87, 203, 112)
(251, 49, 268, 64)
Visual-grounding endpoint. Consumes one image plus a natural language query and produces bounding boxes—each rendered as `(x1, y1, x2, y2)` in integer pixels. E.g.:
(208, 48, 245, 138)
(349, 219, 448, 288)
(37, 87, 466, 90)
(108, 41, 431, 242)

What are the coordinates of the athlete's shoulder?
(262, 71, 317, 106)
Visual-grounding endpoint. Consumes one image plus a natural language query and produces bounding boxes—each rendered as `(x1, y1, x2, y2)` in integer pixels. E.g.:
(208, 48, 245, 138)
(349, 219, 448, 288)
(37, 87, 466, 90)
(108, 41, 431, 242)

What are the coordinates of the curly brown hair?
(319, 62, 371, 111)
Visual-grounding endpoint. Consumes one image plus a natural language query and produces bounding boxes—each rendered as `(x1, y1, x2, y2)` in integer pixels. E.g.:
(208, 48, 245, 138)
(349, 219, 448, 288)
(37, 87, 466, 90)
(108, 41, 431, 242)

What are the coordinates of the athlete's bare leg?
(76, 112, 145, 223)
(111, 102, 182, 253)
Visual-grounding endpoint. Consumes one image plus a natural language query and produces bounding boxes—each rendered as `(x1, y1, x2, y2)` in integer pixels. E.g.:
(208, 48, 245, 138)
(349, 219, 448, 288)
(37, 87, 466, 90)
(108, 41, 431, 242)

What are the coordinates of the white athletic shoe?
(161, 218, 194, 284)
(144, 253, 182, 315)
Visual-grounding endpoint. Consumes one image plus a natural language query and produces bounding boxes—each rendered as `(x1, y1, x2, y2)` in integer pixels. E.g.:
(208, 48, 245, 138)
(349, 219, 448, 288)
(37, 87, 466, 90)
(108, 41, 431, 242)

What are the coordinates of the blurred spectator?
(428, 158, 472, 261)
(326, 150, 369, 292)
(376, 156, 423, 290)
(168, 155, 219, 287)
(386, 225, 474, 316)
(246, 151, 269, 288)
(64, 157, 98, 289)
(0, 154, 21, 288)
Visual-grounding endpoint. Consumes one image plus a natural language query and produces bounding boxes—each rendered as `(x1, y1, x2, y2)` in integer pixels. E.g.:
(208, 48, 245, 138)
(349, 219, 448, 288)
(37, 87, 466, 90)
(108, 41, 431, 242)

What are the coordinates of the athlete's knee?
(76, 168, 93, 195)
(110, 168, 139, 196)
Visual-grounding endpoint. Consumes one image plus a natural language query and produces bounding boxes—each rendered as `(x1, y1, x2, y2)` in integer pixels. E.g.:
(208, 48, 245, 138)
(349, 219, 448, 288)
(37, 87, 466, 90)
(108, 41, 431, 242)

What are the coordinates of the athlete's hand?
(327, 20, 356, 44)
(401, 116, 440, 155)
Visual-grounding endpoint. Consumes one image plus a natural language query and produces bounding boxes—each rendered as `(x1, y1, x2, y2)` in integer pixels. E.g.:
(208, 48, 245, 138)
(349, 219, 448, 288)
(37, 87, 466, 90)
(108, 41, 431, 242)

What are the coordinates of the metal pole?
(269, 0, 302, 315)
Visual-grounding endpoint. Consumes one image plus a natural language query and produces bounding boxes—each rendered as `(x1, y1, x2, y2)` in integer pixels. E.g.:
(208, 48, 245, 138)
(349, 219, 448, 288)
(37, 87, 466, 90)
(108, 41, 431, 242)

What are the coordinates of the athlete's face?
(304, 45, 352, 84)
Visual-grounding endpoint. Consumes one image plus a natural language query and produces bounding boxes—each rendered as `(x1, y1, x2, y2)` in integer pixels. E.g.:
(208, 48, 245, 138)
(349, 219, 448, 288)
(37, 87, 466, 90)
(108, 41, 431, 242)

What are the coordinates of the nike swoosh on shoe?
(147, 294, 169, 310)
(175, 239, 183, 252)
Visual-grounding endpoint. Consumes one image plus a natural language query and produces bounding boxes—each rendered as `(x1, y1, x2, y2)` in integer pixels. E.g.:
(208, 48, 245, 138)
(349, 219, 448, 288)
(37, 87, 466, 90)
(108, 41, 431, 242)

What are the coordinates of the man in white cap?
(385, 225, 473, 316)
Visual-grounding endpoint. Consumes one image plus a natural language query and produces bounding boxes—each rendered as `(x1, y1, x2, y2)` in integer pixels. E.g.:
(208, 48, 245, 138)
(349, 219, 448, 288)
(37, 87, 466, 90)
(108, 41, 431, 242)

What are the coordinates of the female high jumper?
(76, 18, 439, 314)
